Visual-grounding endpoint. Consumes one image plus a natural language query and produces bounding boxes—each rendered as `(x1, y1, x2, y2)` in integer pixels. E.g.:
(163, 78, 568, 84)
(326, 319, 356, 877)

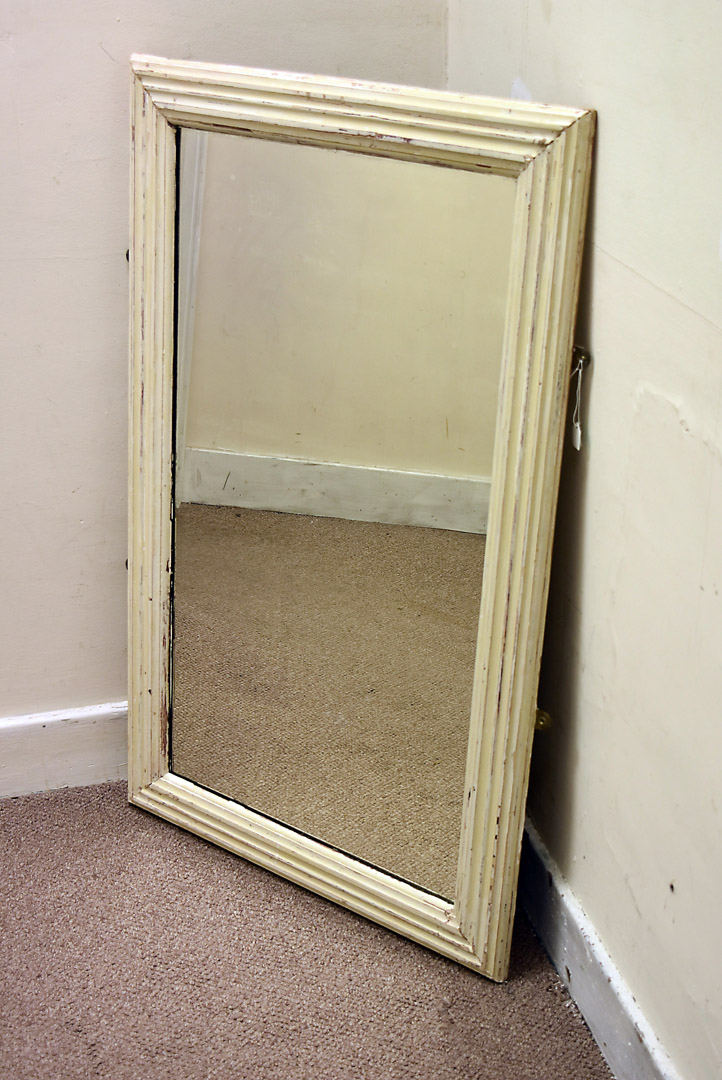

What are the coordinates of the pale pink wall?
(0, 0, 445, 717)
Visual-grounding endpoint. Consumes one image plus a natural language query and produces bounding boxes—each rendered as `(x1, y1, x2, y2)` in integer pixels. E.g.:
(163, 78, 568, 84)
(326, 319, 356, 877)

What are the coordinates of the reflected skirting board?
(177, 448, 491, 534)
(0, 707, 678, 1079)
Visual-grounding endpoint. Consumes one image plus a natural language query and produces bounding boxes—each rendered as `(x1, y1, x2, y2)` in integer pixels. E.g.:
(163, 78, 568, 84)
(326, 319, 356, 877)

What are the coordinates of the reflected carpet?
(172, 506, 485, 898)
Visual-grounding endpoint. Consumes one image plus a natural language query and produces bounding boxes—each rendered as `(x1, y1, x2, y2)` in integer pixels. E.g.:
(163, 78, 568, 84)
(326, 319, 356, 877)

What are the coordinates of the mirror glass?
(170, 130, 516, 899)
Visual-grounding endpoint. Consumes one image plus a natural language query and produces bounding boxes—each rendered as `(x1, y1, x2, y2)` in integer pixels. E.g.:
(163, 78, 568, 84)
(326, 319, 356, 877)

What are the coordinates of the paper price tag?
(570, 347, 590, 452)
(572, 422, 582, 451)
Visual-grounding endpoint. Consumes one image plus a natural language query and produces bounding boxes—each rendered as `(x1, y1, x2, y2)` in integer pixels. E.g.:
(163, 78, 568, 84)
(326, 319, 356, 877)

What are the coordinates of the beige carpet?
(0, 783, 613, 1080)
(172, 505, 485, 898)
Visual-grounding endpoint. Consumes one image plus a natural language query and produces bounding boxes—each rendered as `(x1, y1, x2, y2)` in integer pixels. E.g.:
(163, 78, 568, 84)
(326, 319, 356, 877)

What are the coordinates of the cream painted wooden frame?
(128, 54, 594, 982)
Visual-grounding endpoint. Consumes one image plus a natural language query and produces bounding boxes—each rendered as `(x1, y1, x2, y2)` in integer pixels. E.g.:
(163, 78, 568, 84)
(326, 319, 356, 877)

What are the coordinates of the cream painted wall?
(448, 4, 722, 1079)
(184, 133, 514, 478)
(0, 0, 445, 718)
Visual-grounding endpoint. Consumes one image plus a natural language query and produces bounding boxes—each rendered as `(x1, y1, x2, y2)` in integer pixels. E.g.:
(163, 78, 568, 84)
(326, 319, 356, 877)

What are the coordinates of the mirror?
(171, 130, 515, 899)
(129, 55, 594, 980)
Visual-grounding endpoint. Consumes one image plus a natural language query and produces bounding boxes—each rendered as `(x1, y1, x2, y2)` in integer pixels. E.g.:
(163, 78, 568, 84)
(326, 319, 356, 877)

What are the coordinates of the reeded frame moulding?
(128, 54, 594, 982)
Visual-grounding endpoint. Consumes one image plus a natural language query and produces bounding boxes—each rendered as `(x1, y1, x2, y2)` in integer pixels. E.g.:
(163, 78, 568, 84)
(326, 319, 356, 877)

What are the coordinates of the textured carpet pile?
(172, 506, 485, 898)
(0, 782, 611, 1080)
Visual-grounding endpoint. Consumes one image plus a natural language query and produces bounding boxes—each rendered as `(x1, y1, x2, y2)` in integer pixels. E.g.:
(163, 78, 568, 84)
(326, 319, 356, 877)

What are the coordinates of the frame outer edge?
(130, 53, 588, 130)
(129, 56, 586, 177)
(486, 114, 595, 980)
(137, 773, 487, 972)
(128, 72, 176, 796)
(456, 112, 594, 981)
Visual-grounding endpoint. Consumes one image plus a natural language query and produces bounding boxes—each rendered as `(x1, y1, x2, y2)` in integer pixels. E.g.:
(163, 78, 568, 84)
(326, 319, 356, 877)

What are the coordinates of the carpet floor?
(1, 782, 612, 1080)
(172, 506, 485, 898)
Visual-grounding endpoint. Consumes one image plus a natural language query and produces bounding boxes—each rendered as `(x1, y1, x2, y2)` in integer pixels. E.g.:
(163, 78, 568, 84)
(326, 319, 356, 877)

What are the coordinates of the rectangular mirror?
(172, 130, 514, 900)
(128, 55, 594, 981)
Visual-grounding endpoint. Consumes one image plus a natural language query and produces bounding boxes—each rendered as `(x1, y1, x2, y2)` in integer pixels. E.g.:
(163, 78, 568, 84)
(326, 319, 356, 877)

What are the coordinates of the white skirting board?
(0, 702, 128, 798)
(519, 821, 683, 1080)
(178, 447, 490, 533)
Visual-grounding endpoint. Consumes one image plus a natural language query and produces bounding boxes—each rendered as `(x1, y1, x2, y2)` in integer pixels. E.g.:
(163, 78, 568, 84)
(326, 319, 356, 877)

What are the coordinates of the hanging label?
(571, 347, 591, 452)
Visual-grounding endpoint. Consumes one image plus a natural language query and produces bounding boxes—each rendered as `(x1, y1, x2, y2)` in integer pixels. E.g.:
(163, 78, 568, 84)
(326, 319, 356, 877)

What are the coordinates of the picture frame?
(128, 53, 593, 981)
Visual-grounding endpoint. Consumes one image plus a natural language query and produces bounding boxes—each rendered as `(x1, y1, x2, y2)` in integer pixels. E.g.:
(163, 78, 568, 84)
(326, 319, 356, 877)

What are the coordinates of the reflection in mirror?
(170, 130, 516, 899)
